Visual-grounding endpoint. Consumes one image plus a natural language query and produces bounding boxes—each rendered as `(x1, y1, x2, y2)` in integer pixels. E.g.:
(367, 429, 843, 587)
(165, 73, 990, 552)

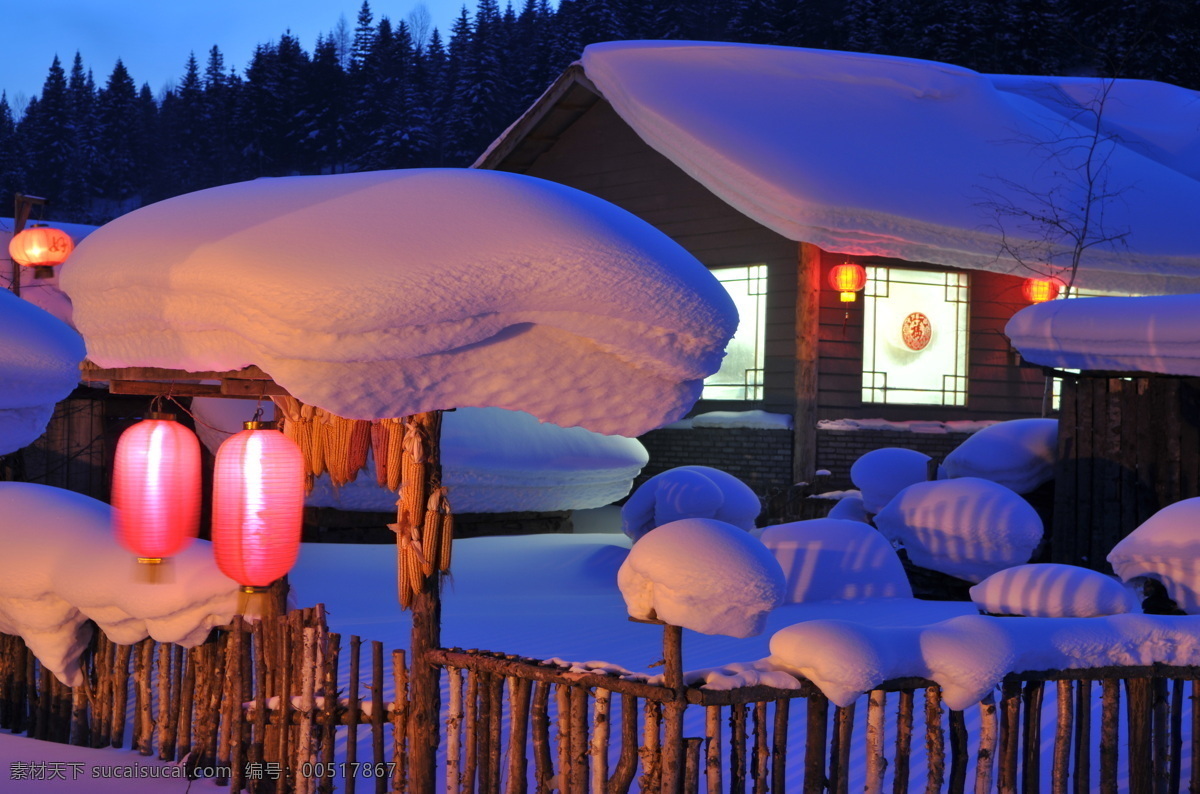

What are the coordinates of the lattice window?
(703, 265, 767, 401)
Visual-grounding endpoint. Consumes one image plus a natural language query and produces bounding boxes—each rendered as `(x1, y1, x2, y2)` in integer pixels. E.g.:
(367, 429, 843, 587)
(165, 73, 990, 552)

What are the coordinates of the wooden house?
(475, 41, 1200, 494)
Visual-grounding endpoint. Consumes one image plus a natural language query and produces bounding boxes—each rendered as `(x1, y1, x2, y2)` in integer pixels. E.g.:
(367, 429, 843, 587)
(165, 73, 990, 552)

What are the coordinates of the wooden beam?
(81, 362, 274, 382)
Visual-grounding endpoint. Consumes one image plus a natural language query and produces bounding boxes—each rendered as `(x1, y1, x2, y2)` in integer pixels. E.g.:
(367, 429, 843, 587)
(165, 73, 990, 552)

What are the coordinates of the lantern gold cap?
(144, 412, 177, 422)
(137, 557, 164, 565)
(241, 585, 268, 594)
(243, 420, 277, 431)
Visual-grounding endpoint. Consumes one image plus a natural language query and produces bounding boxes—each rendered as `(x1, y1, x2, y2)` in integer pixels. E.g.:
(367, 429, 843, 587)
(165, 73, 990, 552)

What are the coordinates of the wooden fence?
(2, 606, 1200, 793)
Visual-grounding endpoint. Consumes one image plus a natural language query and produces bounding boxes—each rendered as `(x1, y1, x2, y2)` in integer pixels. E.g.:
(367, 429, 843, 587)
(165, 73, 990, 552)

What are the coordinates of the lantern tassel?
(131, 557, 175, 585)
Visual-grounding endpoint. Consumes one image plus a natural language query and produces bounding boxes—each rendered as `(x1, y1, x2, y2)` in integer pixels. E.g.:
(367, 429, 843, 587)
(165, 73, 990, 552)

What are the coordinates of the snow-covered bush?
(0, 482, 241, 686)
(617, 518, 784, 638)
(621, 465, 760, 541)
(0, 289, 86, 455)
(826, 493, 868, 523)
(850, 447, 930, 514)
(941, 418, 1058, 494)
(759, 518, 912, 603)
(969, 564, 1136, 617)
(1109, 498, 1200, 613)
(874, 478, 1043, 583)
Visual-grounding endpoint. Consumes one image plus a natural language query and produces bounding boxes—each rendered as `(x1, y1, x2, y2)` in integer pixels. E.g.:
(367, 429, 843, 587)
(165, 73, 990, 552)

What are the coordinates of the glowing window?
(703, 265, 767, 401)
(862, 267, 969, 406)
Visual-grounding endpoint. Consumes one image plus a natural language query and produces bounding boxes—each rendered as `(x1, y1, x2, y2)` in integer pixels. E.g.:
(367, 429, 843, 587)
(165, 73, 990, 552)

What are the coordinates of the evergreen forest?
(2, 0, 1197, 224)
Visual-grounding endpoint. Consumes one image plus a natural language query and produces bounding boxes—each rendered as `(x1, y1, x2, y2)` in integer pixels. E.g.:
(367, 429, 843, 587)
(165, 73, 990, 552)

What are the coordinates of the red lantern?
(8, 224, 74, 276)
(829, 262, 867, 302)
(112, 413, 201, 564)
(213, 421, 304, 590)
(1022, 277, 1063, 303)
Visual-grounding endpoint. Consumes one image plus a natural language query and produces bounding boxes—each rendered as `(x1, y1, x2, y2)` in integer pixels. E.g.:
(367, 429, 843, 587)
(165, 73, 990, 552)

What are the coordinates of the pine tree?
(0, 93, 25, 206)
(18, 57, 71, 212)
(95, 59, 142, 207)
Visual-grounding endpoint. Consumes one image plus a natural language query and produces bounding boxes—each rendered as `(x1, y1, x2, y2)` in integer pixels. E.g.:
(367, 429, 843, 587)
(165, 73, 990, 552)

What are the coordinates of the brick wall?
(635, 427, 795, 495)
(816, 429, 973, 490)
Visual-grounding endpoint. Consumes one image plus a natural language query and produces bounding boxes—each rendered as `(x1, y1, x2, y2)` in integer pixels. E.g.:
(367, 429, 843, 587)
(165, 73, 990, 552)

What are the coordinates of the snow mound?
(825, 494, 868, 523)
(617, 518, 785, 637)
(690, 410, 793, 430)
(61, 169, 737, 437)
(850, 447, 930, 514)
(970, 564, 1137, 617)
(193, 399, 648, 513)
(577, 42, 1200, 295)
(1008, 294, 1200, 376)
(874, 478, 1043, 583)
(941, 418, 1058, 493)
(621, 465, 760, 541)
(759, 519, 912, 603)
(771, 613, 1200, 709)
(0, 483, 241, 686)
(1109, 498, 1200, 613)
(0, 290, 86, 455)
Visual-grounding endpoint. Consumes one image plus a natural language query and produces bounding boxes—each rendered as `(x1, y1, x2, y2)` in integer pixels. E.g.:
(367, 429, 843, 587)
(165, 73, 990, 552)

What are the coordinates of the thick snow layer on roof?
(666, 410, 793, 430)
(0, 290, 86, 455)
(760, 519, 912, 603)
(1109, 498, 1200, 613)
(621, 465, 760, 541)
(579, 42, 1200, 294)
(819, 418, 994, 434)
(191, 399, 647, 513)
(969, 564, 1137, 617)
(874, 478, 1043, 583)
(0, 483, 240, 686)
(941, 418, 1058, 494)
(61, 169, 737, 436)
(618, 518, 784, 637)
(850, 447, 930, 514)
(771, 613, 1200, 709)
(1007, 294, 1200, 376)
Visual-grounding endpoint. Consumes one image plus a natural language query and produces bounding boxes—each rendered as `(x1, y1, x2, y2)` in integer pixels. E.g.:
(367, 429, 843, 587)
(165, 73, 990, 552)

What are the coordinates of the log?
(1191, 680, 1199, 794)
(1169, 679, 1183, 794)
(1073, 680, 1091, 794)
(531, 681, 552, 794)
(610, 693, 639, 794)
(590, 687, 611, 794)
(1149, 678, 1167, 794)
(683, 737, 702, 794)
(177, 645, 197, 761)
(557, 683, 571, 793)
(70, 676, 89, 748)
(1051, 680, 1072, 794)
(895, 689, 915, 794)
(229, 620, 246, 793)
(218, 634, 236, 781)
(866, 690, 886, 794)
(111, 644, 132, 748)
(662, 624, 686, 794)
(752, 700, 769, 794)
(429, 649, 675, 701)
(346, 634, 361, 794)
(488, 674, 506, 794)
(704, 704, 722, 794)
(318, 633, 341, 794)
(804, 691, 829, 794)
(251, 621, 268, 785)
(974, 694, 997, 794)
(296, 627, 317, 794)
(999, 681, 1020, 794)
(948, 710, 967, 794)
(447, 668, 464, 794)
(135, 640, 154, 754)
(772, 699, 790, 794)
(639, 699, 663, 793)
(392, 649, 408, 794)
(569, 685, 588, 794)
(464, 670, 479, 794)
(1100, 678, 1119, 794)
(925, 686, 944, 794)
(507, 677, 532, 794)
(370, 641, 385, 794)
(1022, 681, 1044, 794)
(167, 644, 184, 762)
(731, 702, 748, 794)
(830, 703, 854, 794)
(1126, 677, 1152, 794)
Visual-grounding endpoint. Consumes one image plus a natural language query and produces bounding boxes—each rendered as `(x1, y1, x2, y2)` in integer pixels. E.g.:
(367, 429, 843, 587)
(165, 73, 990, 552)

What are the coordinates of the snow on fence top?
(60, 168, 738, 436)
(1007, 294, 1200, 376)
(578, 41, 1200, 295)
(0, 289, 86, 455)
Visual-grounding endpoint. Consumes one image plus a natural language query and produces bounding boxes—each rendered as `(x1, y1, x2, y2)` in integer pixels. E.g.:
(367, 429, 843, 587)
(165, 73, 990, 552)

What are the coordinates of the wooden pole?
(1100, 678, 1119, 794)
(1073, 680, 1090, 794)
(752, 700, 769, 794)
(975, 694, 997, 794)
(347, 635, 361, 794)
(639, 699, 662, 793)
(662, 624, 685, 794)
(402, 411, 446, 794)
(531, 681, 552, 794)
(865, 690, 886, 794)
(370, 640, 385, 794)
(731, 702, 749, 794)
(1169, 679, 1183, 794)
(589, 687, 610, 794)
(925, 686, 945, 794)
(1052, 680, 1072, 794)
(1022, 681, 1044, 794)
(895, 689, 915, 794)
(610, 694, 639, 794)
(507, 677, 532, 794)
(1126, 677, 1152, 794)
(793, 242, 822, 483)
(772, 699, 789, 794)
(999, 681, 1021, 794)
(804, 692, 828, 794)
(948, 709, 968, 794)
(829, 703, 854, 794)
(446, 668, 464, 794)
(392, 649, 408, 794)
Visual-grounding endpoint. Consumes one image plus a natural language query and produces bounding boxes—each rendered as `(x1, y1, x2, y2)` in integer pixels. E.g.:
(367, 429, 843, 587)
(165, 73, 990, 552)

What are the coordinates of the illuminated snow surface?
(760, 518, 913, 602)
(941, 417, 1059, 493)
(850, 446, 930, 514)
(1009, 293, 1200, 377)
(574, 41, 1200, 295)
(1109, 498, 1200, 614)
(969, 563, 1137, 617)
(874, 477, 1043, 583)
(620, 465, 760, 541)
(617, 518, 785, 637)
(60, 168, 736, 437)
(0, 290, 86, 455)
(190, 398, 648, 513)
(0, 483, 240, 686)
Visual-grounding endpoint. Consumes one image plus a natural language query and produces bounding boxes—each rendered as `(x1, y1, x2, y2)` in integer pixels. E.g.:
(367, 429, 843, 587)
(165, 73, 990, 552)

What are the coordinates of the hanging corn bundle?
(274, 396, 373, 492)
(390, 413, 454, 609)
(372, 418, 407, 492)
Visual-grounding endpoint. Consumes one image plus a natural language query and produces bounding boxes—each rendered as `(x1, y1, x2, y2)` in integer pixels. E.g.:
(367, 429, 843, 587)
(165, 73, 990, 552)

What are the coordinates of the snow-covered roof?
(60, 169, 738, 436)
(1007, 294, 1200, 375)
(487, 41, 1200, 295)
